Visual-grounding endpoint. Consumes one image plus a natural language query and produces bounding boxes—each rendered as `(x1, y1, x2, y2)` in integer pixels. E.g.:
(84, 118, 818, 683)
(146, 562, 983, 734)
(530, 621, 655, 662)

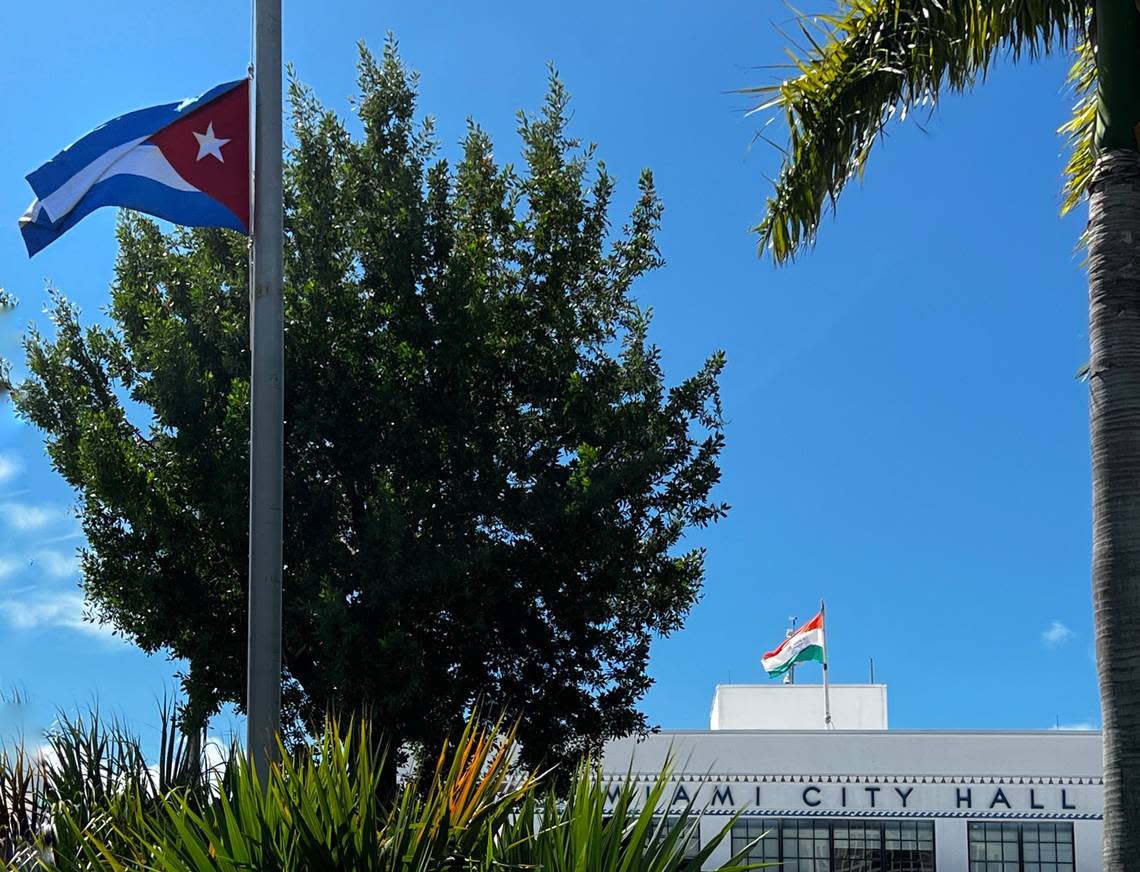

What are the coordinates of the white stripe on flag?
(36, 135, 151, 223)
(39, 142, 199, 223)
(762, 626, 824, 672)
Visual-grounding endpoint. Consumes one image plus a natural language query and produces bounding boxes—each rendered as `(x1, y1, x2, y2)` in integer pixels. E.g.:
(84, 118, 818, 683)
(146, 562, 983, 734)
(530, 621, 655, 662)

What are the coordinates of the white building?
(602, 684, 1102, 871)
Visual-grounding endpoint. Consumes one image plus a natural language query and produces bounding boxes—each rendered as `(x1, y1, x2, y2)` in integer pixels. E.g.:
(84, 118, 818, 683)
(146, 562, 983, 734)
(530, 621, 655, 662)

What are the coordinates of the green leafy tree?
(750, 0, 1140, 863)
(6, 42, 727, 771)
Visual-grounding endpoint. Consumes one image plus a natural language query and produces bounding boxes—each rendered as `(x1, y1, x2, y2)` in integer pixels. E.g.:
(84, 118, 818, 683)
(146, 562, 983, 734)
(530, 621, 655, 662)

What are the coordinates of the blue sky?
(0, 0, 1097, 745)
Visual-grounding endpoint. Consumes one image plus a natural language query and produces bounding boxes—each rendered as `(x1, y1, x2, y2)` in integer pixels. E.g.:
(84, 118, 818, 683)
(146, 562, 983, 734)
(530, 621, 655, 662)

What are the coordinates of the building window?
(604, 814, 702, 861)
(884, 821, 936, 872)
(967, 822, 1075, 872)
(658, 816, 701, 861)
(835, 820, 882, 871)
(730, 818, 781, 866)
(731, 818, 935, 872)
(782, 819, 831, 871)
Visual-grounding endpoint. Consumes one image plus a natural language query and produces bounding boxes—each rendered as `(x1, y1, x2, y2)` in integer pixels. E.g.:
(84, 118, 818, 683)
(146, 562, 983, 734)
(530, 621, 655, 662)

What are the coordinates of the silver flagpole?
(247, 0, 284, 785)
(821, 598, 833, 729)
(784, 616, 798, 685)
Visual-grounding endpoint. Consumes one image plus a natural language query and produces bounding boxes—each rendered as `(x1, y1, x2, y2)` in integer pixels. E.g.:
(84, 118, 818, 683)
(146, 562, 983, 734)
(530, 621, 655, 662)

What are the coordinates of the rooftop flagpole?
(784, 616, 798, 685)
(821, 598, 833, 729)
(247, 0, 284, 785)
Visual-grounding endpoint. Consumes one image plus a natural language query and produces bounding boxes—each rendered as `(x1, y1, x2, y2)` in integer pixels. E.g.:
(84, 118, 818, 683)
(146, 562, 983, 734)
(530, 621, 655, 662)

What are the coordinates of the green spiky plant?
(18, 712, 766, 871)
(750, 0, 1140, 865)
(0, 745, 51, 867)
(0, 701, 224, 870)
(495, 756, 761, 872)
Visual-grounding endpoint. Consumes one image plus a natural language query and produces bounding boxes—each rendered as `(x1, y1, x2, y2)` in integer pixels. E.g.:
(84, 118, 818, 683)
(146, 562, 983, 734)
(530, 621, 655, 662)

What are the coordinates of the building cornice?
(602, 773, 1104, 786)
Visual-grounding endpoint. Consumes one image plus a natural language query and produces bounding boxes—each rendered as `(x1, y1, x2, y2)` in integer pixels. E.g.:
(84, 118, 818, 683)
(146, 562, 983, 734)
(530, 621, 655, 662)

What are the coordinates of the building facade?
(601, 684, 1102, 871)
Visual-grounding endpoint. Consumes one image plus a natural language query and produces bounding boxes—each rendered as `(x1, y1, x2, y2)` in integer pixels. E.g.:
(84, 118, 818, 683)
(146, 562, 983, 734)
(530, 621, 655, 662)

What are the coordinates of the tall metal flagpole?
(247, 0, 284, 784)
(821, 598, 833, 729)
(783, 616, 798, 685)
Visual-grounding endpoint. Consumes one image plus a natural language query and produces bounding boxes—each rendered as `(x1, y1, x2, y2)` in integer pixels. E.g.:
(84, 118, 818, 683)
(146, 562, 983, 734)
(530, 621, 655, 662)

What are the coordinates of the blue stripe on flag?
(20, 173, 246, 256)
(25, 80, 246, 200)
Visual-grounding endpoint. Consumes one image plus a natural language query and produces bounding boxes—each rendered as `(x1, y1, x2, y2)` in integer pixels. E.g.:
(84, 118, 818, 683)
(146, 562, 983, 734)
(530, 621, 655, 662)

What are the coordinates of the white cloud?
(137, 734, 232, 793)
(203, 736, 232, 772)
(32, 743, 59, 769)
(36, 529, 84, 546)
(2, 591, 84, 630)
(0, 454, 22, 485)
(0, 549, 80, 585)
(1042, 621, 1075, 647)
(0, 502, 61, 532)
(1049, 721, 1098, 731)
(0, 591, 119, 641)
(29, 550, 79, 579)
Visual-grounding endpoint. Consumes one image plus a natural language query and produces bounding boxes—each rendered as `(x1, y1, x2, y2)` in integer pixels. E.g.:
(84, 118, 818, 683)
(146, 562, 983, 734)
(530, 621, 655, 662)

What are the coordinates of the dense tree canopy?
(7, 42, 727, 768)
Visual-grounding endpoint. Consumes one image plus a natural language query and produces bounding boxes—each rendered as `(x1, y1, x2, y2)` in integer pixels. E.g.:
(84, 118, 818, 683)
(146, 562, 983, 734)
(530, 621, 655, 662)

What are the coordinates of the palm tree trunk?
(1088, 148, 1140, 870)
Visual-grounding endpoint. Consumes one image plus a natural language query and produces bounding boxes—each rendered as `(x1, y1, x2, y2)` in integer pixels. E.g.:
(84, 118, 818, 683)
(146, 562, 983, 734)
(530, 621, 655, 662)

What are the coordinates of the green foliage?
(496, 756, 760, 872)
(0, 744, 49, 865)
(11, 712, 765, 871)
(747, 0, 1088, 261)
(1059, 36, 1096, 217)
(8, 40, 728, 769)
(4, 701, 221, 869)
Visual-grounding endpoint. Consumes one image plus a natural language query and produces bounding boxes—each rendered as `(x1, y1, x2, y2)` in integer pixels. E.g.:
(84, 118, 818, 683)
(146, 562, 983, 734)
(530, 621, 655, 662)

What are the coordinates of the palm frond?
(1059, 35, 1096, 217)
(750, 0, 1087, 262)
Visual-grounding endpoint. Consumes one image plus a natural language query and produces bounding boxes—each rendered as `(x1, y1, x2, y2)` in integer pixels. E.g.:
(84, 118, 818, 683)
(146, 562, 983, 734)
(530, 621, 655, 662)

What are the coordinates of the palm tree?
(753, 1, 1140, 865)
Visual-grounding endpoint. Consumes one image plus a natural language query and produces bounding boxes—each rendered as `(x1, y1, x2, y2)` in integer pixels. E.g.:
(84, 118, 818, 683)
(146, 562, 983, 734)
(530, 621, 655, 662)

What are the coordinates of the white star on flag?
(193, 123, 230, 163)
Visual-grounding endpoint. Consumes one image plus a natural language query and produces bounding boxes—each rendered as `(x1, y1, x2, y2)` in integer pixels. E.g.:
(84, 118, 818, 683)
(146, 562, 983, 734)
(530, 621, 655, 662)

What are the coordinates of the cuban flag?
(19, 80, 249, 257)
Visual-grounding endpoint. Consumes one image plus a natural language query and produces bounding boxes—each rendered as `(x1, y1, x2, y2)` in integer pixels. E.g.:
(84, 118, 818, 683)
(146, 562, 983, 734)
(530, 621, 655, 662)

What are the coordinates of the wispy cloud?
(28, 550, 79, 579)
(0, 454, 21, 485)
(1042, 620, 1075, 647)
(0, 502, 62, 532)
(0, 547, 81, 585)
(0, 591, 119, 641)
(35, 529, 84, 547)
(1, 591, 84, 630)
(1049, 721, 1098, 731)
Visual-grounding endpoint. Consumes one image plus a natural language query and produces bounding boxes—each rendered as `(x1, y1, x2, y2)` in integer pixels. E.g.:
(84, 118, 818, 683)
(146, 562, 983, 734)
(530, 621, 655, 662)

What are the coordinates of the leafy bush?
(9, 41, 728, 769)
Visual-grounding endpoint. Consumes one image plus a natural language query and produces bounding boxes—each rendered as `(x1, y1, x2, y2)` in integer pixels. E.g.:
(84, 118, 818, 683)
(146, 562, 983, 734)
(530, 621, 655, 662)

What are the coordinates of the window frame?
(730, 817, 936, 871)
(658, 814, 702, 861)
(967, 821, 1075, 872)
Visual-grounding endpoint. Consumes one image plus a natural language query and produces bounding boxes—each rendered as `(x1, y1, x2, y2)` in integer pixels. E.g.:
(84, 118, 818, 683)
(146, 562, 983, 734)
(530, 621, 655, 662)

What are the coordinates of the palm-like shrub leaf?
(748, 0, 1088, 261)
(29, 713, 772, 871)
(495, 756, 765, 872)
(0, 745, 50, 866)
(1059, 35, 1096, 217)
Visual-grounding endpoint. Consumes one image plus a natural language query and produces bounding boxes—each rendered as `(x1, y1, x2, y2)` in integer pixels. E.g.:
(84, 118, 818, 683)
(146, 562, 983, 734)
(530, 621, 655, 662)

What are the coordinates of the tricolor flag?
(761, 611, 826, 677)
(19, 80, 250, 257)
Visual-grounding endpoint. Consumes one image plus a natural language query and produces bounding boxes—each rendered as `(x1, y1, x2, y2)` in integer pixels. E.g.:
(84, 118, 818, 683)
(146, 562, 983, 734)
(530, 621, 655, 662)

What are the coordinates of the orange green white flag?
(761, 611, 825, 677)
